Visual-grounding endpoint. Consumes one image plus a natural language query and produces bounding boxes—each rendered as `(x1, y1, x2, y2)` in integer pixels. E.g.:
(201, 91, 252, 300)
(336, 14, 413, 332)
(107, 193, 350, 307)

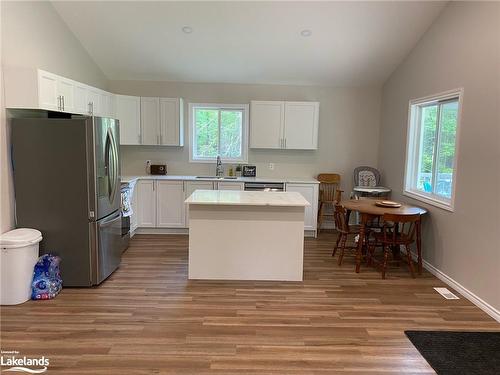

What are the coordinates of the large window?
(189, 103, 249, 163)
(404, 89, 463, 211)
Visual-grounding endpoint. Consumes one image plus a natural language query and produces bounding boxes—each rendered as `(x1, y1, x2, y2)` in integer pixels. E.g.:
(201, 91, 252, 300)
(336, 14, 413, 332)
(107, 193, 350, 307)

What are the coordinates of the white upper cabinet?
(116, 95, 141, 145)
(87, 87, 101, 116)
(159, 98, 184, 146)
(56, 76, 75, 113)
(74, 82, 89, 114)
(250, 101, 284, 149)
(156, 181, 185, 228)
(4, 68, 182, 146)
(3, 68, 113, 116)
(99, 91, 116, 119)
(140, 97, 161, 145)
(37, 70, 59, 111)
(139, 96, 184, 146)
(250, 100, 319, 150)
(284, 102, 319, 150)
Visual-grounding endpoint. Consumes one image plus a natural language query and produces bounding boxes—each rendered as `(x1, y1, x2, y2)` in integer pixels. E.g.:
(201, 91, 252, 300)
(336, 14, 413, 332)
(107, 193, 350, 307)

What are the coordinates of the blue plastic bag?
(31, 254, 62, 300)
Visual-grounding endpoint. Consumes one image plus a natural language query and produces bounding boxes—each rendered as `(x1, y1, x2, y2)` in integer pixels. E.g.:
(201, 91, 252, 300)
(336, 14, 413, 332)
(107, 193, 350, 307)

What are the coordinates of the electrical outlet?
(268, 163, 275, 170)
(146, 160, 151, 174)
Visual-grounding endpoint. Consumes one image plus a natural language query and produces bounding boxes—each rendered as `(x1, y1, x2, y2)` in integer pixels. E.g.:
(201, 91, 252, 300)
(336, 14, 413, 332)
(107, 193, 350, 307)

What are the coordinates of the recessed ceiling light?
(182, 26, 193, 34)
(300, 29, 312, 37)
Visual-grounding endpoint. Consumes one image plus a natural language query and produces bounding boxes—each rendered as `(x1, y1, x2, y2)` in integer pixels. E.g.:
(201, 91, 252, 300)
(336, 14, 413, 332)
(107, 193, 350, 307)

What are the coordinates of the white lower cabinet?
(217, 181, 245, 190)
(156, 181, 185, 228)
(286, 183, 319, 233)
(136, 180, 156, 227)
(184, 181, 214, 227)
(133, 179, 318, 233)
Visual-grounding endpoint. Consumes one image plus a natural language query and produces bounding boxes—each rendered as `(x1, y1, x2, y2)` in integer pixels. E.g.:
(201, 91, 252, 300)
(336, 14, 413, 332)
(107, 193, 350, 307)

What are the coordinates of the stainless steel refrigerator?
(11, 115, 122, 286)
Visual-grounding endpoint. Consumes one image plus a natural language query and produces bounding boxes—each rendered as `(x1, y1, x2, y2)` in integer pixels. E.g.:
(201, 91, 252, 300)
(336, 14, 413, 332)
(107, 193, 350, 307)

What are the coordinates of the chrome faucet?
(215, 155, 223, 177)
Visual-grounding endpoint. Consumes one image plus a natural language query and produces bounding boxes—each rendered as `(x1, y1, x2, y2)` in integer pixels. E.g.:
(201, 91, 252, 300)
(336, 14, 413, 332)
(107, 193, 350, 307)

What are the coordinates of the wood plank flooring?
(1, 233, 498, 374)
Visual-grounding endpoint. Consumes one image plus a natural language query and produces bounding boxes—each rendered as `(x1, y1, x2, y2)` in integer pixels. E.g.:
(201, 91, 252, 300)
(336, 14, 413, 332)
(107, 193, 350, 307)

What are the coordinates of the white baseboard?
(403, 249, 500, 323)
(135, 227, 189, 235)
(135, 227, 316, 237)
(304, 230, 317, 238)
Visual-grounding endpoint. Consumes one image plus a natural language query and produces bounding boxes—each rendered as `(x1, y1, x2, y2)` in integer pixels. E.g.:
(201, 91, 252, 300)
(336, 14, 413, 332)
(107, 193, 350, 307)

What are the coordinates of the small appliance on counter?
(150, 164, 167, 175)
(242, 165, 257, 177)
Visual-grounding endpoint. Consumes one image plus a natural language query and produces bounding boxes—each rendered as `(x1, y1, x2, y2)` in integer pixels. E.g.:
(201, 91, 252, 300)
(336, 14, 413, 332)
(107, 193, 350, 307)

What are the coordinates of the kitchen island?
(185, 190, 310, 281)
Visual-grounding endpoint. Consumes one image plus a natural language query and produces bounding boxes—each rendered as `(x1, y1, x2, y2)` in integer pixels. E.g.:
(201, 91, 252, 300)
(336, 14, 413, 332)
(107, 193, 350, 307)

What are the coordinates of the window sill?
(403, 190, 454, 212)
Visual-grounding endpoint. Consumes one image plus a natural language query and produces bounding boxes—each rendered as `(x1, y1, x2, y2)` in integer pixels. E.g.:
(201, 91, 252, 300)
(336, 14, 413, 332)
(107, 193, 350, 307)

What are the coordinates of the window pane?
(194, 109, 218, 158)
(220, 110, 242, 159)
(436, 101, 458, 198)
(416, 105, 438, 193)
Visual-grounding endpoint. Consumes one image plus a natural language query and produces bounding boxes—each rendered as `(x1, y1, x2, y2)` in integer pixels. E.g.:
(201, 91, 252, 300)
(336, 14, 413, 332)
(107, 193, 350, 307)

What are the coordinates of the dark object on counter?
(150, 164, 167, 175)
(242, 165, 256, 177)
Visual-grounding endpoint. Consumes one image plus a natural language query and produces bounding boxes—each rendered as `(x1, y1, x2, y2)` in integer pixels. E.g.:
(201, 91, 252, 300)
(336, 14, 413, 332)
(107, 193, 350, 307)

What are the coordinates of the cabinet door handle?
(62, 96, 65, 111)
(57, 96, 61, 110)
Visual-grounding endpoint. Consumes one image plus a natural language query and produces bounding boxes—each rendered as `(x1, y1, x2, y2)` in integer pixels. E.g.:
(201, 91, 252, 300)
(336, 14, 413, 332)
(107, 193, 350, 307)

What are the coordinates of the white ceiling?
(52, 1, 446, 86)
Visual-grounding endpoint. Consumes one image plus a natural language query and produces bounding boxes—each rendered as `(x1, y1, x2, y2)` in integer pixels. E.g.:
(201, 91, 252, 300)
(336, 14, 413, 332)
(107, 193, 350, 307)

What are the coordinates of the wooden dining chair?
(332, 204, 361, 266)
(367, 213, 420, 279)
(317, 173, 341, 234)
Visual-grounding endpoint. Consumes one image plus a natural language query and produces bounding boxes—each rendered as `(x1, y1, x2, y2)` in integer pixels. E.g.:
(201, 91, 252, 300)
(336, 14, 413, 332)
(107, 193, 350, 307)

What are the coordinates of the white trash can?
(0, 228, 42, 305)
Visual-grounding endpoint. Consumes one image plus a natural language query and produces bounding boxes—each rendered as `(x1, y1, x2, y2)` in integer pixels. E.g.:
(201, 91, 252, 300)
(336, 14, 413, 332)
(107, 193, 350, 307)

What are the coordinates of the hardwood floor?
(1, 233, 498, 374)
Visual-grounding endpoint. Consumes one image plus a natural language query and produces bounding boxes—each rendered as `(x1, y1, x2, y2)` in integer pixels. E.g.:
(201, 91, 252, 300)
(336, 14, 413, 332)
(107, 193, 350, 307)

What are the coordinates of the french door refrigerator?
(11, 115, 122, 286)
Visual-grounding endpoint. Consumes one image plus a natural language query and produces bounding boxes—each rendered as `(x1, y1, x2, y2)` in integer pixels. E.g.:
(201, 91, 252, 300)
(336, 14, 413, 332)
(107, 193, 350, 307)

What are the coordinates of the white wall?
(378, 2, 500, 312)
(0, 1, 109, 233)
(110, 80, 382, 195)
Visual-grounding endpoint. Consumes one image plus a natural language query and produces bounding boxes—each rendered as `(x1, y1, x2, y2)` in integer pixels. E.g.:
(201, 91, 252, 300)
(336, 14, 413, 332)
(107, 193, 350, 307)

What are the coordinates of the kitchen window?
(404, 89, 463, 211)
(189, 103, 249, 163)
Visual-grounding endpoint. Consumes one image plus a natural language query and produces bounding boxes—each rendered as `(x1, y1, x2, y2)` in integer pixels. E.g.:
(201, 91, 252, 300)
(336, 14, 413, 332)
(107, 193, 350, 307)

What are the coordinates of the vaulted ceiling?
(52, 1, 446, 86)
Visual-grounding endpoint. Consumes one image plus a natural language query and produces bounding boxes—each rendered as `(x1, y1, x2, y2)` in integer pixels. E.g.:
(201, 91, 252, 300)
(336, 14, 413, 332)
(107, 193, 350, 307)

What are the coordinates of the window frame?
(403, 88, 464, 212)
(188, 103, 249, 163)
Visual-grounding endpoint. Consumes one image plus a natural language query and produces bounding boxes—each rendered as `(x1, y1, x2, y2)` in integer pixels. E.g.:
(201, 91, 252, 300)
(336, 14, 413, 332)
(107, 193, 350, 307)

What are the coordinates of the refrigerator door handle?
(104, 128, 119, 204)
(98, 211, 121, 227)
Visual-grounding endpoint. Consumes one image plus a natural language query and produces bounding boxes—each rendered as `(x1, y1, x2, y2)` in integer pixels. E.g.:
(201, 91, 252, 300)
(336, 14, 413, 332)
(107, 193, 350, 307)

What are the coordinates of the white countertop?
(121, 175, 319, 185)
(185, 190, 311, 207)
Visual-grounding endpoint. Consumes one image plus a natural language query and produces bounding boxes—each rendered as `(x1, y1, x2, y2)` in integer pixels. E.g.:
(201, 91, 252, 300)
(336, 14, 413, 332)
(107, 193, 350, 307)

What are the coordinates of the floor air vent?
(433, 287, 459, 300)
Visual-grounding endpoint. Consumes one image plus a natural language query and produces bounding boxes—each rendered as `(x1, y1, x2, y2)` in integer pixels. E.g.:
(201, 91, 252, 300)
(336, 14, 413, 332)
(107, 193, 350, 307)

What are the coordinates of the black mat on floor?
(405, 331, 500, 375)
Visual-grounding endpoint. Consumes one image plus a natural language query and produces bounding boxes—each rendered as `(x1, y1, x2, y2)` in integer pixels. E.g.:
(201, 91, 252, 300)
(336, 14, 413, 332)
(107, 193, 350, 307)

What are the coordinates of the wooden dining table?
(340, 198, 427, 274)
